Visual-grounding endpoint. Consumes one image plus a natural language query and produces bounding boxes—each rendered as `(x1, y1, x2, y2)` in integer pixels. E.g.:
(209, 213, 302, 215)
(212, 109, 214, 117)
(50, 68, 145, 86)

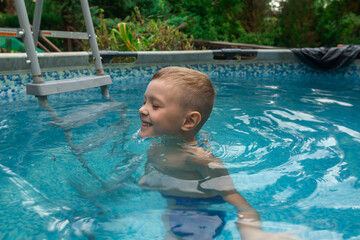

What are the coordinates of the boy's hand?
(239, 225, 302, 240)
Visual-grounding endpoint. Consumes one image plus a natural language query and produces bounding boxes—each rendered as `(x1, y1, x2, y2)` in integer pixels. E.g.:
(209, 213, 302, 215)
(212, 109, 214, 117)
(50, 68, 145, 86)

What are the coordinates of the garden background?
(1, 0, 359, 52)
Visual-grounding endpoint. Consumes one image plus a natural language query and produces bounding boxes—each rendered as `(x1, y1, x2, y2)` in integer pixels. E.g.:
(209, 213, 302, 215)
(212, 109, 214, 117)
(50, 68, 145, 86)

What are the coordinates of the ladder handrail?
(14, 0, 44, 84)
(80, 0, 103, 75)
(32, 0, 43, 47)
(79, 0, 110, 98)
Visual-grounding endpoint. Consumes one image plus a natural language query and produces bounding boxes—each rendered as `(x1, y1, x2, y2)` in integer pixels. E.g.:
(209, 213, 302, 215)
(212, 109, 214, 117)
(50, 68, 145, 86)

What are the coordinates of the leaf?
(117, 22, 137, 51)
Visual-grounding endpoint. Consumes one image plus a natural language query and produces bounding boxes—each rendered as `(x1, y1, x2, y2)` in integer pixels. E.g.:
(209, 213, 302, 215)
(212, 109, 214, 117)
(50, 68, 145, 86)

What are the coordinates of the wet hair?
(151, 66, 215, 131)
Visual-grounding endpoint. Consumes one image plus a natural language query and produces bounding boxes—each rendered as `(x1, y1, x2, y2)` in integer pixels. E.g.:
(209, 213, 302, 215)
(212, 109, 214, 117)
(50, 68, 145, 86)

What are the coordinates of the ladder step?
(48, 101, 127, 129)
(26, 75, 112, 96)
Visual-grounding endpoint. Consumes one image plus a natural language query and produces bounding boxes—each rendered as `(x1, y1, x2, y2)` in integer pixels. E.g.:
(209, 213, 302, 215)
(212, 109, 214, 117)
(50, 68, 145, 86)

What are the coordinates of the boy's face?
(139, 79, 188, 138)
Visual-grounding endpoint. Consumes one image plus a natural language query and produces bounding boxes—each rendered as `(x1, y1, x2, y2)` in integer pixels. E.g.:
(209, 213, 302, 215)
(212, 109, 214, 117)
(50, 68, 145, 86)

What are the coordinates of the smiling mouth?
(141, 120, 152, 127)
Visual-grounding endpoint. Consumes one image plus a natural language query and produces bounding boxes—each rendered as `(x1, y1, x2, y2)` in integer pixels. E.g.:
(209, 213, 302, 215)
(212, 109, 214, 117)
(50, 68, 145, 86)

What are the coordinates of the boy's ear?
(181, 111, 201, 132)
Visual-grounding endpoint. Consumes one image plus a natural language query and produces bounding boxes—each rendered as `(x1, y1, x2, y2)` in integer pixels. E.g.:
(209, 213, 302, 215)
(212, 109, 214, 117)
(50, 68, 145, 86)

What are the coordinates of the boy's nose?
(139, 105, 148, 116)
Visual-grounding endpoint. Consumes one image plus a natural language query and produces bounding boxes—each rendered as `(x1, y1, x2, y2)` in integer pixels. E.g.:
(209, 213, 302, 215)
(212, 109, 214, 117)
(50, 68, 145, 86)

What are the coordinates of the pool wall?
(1, 50, 359, 102)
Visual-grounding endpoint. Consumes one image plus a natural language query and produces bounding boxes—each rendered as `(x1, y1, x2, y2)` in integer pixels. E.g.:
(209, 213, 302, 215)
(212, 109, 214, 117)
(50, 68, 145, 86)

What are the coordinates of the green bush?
(278, 0, 318, 48)
(338, 13, 360, 45)
(0, 13, 19, 27)
(315, 0, 360, 47)
(95, 7, 194, 51)
(156, 0, 279, 46)
(279, 0, 360, 47)
(2, 0, 359, 49)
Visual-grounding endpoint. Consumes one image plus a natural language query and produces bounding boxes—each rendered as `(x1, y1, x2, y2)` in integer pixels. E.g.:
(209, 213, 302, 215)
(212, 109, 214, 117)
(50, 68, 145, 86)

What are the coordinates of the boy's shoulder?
(184, 145, 222, 166)
(185, 145, 210, 157)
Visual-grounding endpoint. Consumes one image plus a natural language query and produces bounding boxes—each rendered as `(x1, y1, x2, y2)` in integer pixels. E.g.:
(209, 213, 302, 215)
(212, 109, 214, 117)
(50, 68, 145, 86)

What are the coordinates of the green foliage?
(137, 0, 279, 46)
(157, 0, 244, 41)
(0, 13, 18, 27)
(113, 22, 138, 51)
(89, 0, 162, 19)
(278, 0, 360, 47)
(338, 13, 360, 45)
(314, 0, 360, 46)
(143, 19, 194, 50)
(278, 0, 318, 47)
(95, 7, 194, 51)
(1, 0, 359, 49)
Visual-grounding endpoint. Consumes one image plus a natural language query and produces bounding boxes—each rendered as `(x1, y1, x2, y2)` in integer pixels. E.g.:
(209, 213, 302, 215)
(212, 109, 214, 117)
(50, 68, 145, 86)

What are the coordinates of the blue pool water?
(0, 73, 360, 239)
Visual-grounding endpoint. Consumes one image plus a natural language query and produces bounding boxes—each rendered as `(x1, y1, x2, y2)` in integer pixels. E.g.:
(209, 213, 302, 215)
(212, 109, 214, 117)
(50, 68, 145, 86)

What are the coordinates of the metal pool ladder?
(0, 0, 111, 102)
(0, 1, 140, 191)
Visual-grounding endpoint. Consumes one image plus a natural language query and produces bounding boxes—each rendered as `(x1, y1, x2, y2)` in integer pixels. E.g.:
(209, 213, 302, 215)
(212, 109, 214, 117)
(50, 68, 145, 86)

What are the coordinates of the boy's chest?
(147, 147, 188, 169)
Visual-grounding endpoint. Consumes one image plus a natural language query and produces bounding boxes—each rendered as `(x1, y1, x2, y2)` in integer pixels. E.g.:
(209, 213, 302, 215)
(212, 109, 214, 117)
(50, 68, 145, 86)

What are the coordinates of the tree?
(241, 0, 272, 33)
(278, 0, 318, 47)
(1, 0, 16, 15)
(315, 0, 360, 46)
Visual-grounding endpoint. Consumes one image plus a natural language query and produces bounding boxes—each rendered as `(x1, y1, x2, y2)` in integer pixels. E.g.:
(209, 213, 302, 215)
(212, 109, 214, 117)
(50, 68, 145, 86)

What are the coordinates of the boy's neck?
(152, 135, 197, 146)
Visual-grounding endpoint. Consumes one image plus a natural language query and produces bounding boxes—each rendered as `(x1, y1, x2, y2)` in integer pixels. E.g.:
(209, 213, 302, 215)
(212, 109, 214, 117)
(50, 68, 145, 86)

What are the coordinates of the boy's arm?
(221, 190, 266, 239)
(198, 161, 264, 238)
(187, 153, 261, 221)
(189, 152, 301, 240)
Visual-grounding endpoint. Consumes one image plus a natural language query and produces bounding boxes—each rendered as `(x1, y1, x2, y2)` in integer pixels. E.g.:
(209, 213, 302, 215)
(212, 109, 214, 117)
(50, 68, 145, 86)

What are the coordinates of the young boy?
(138, 67, 299, 240)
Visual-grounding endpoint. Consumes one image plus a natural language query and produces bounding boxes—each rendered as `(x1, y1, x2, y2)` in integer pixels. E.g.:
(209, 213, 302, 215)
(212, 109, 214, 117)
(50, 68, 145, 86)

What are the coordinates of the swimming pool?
(1, 51, 360, 239)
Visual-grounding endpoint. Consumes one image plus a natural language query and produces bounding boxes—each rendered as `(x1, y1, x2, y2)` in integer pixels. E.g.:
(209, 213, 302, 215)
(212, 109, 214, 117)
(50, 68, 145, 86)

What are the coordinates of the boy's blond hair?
(151, 66, 215, 131)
